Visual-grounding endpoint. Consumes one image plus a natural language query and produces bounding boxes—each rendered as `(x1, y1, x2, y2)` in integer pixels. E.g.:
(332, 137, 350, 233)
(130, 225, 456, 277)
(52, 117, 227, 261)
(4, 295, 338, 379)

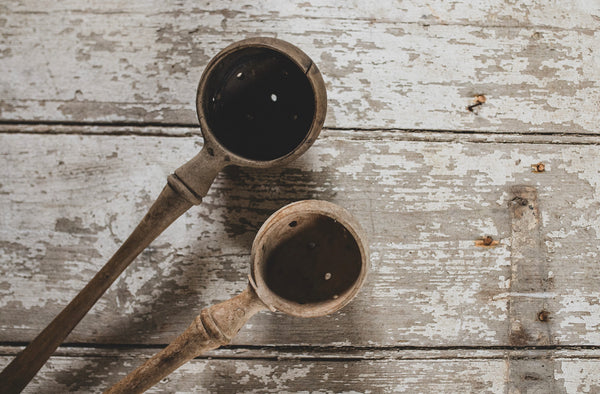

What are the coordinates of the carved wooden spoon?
(0, 38, 326, 393)
(106, 200, 368, 393)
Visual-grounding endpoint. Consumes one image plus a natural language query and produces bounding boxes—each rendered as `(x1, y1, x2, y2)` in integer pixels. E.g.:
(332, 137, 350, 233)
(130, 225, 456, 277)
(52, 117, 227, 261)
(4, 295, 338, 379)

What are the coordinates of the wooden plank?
(0, 355, 509, 393)
(507, 186, 558, 392)
(1, 130, 599, 347)
(0, 2, 598, 133)
(507, 185, 555, 347)
(4, 0, 599, 29)
(1, 350, 600, 393)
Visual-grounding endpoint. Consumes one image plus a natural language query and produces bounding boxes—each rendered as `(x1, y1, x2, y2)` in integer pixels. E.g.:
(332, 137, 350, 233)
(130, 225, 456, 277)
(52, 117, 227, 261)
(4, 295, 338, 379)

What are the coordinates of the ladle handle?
(106, 285, 266, 394)
(0, 146, 223, 393)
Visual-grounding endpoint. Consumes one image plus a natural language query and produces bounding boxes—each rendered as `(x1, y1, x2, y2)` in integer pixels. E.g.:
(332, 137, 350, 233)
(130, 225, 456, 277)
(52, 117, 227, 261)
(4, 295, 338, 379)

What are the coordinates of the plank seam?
(2, 123, 600, 146)
(2, 343, 599, 351)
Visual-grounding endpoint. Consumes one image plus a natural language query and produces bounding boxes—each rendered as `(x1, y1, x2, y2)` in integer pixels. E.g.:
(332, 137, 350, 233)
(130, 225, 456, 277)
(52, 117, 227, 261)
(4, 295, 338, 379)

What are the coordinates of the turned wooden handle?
(0, 146, 223, 393)
(106, 285, 266, 394)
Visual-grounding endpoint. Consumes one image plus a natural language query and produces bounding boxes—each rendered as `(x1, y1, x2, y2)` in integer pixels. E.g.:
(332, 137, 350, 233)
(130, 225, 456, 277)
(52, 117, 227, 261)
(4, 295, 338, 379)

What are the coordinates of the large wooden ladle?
(106, 200, 369, 393)
(0, 38, 327, 392)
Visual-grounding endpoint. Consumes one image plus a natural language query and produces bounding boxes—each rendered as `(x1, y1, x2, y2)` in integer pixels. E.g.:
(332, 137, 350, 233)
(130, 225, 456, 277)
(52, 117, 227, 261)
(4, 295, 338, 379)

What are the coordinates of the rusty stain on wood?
(475, 235, 499, 247)
(467, 94, 487, 114)
(538, 310, 550, 322)
(532, 162, 546, 173)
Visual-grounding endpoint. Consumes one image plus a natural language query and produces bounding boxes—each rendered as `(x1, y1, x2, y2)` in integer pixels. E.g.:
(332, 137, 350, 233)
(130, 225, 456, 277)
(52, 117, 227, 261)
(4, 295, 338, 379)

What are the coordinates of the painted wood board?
(0, 355, 508, 393)
(4, 0, 600, 29)
(1, 130, 599, 347)
(1, 347, 599, 393)
(1, 2, 598, 132)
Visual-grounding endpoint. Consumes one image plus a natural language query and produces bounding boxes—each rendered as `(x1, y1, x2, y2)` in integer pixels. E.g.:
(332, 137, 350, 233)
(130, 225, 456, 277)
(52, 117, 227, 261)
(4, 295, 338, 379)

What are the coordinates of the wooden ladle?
(0, 37, 327, 393)
(106, 200, 369, 393)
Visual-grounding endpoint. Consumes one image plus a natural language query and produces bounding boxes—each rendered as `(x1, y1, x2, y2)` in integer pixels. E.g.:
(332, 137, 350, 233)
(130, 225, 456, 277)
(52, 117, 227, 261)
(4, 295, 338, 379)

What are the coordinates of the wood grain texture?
(0, 355, 509, 393)
(2, 1, 600, 390)
(1, 1, 599, 133)
(2, 347, 600, 393)
(1, 130, 599, 348)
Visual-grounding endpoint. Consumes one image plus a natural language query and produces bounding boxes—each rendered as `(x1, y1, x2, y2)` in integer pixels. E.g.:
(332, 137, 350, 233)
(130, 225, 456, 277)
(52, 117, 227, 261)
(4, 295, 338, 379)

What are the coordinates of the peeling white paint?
(556, 290, 600, 344)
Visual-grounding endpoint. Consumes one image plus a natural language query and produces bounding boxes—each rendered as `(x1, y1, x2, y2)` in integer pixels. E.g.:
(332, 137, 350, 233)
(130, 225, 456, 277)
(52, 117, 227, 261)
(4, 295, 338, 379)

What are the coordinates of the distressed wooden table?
(1, 1, 599, 393)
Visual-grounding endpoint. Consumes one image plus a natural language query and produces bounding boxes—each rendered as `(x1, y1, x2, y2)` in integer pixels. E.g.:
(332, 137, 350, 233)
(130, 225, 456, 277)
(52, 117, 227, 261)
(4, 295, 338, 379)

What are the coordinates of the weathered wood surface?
(2, 1, 600, 391)
(1, 1, 599, 133)
(2, 347, 600, 393)
(0, 354, 515, 393)
(1, 131, 599, 349)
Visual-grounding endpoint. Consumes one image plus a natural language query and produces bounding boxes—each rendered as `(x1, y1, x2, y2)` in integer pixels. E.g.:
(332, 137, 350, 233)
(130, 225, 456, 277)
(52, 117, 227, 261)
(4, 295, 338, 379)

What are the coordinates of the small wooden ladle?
(0, 37, 327, 393)
(106, 200, 369, 393)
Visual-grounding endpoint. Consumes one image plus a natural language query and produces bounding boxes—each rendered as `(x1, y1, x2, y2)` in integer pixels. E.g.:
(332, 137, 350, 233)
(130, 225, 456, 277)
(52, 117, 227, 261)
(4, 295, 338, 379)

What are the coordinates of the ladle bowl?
(106, 200, 369, 394)
(199, 38, 322, 163)
(171, 37, 326, 202)
(0, 37, 327, 393)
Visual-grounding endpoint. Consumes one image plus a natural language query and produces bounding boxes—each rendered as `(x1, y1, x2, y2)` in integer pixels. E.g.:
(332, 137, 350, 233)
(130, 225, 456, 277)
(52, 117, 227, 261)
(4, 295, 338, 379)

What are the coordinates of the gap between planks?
(1, 123, 600, 146)
(2, 345, 600, 361)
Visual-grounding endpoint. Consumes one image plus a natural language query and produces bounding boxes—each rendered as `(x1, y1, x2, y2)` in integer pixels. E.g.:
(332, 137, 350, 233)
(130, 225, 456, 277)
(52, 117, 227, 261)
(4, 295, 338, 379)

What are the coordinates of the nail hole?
(270, 93, 278, 102)
(324, 272, 332, 280)
(307, 242, 316, 249)
(289, 221, 297, 227)
(292, 114, 298, 120)
(236, 72, 244, 79)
